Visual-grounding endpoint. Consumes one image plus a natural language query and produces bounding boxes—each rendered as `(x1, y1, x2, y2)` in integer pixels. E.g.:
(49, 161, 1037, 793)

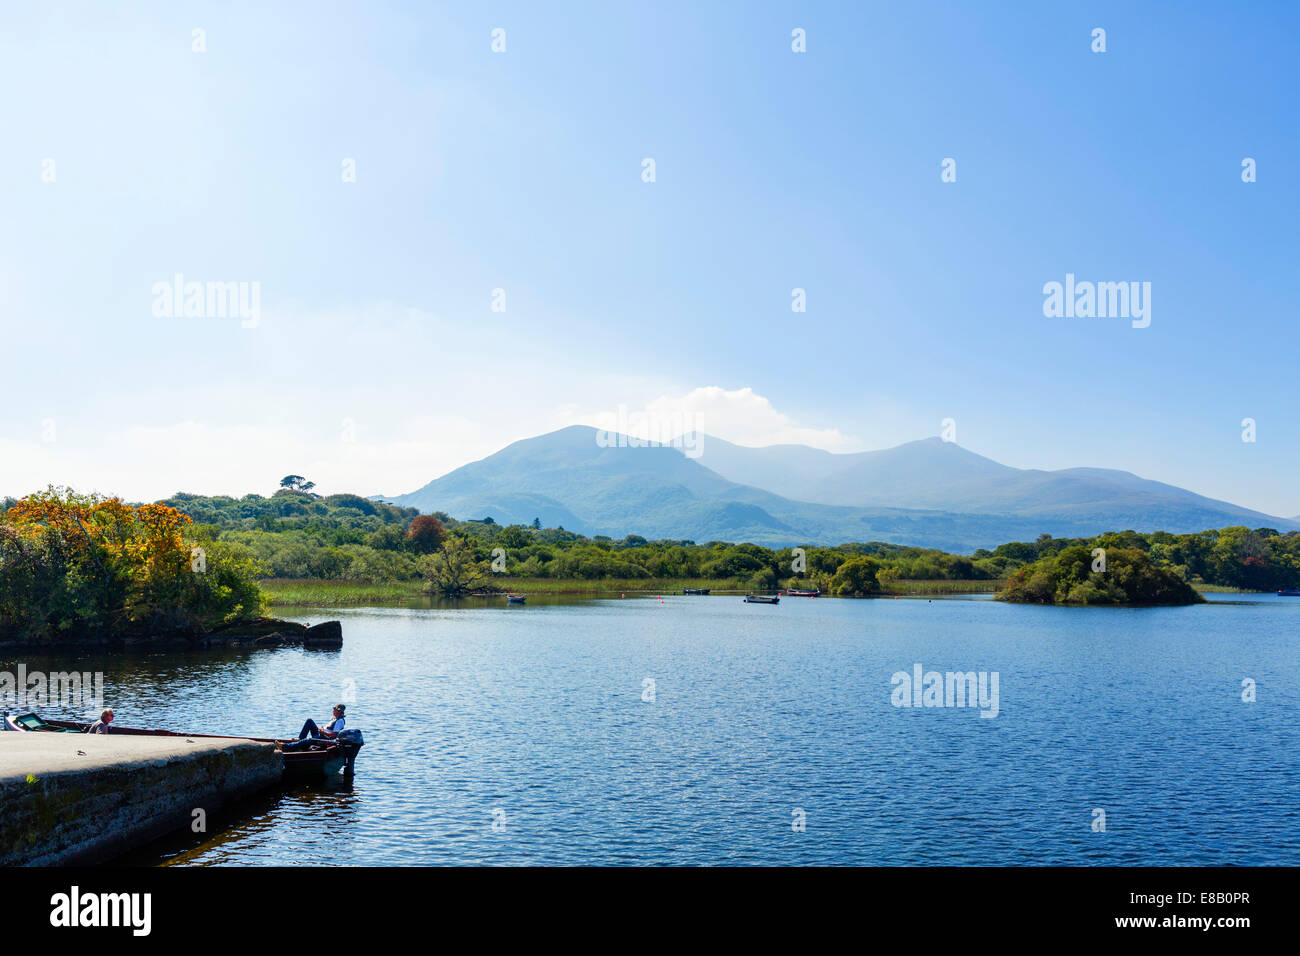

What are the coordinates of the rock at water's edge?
(303, 621, 343, 647)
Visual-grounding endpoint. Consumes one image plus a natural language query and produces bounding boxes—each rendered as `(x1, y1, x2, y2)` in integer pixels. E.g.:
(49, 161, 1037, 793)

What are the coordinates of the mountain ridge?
(380, 426, 1296, 551)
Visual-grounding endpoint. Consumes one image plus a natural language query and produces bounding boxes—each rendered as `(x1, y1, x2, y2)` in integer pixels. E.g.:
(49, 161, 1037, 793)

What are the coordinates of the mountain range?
(380, 426, 1297, 552)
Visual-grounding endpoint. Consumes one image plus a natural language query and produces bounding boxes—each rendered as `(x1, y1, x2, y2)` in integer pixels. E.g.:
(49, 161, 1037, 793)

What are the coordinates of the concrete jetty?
(0, 732, 282, 865)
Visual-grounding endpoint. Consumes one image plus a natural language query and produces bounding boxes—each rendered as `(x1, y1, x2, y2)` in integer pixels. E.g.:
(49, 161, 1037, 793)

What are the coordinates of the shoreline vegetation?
(0, 488, 345, 650)
(3, 482, 1296, 643)
(0, 489, 266, 646)
(258, 576, 1011, 606)
(260, 576, 1258, 607)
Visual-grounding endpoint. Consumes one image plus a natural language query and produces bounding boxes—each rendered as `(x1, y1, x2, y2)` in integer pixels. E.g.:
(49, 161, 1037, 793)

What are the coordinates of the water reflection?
(118, 778, 362, 867)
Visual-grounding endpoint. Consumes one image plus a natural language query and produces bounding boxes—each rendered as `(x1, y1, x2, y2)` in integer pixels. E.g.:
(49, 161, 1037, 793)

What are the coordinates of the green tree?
(831, 556, 881, 597)
(279, 475, 316, 493)
(419, 537, 489, 596)
(498, 525, 530, 549)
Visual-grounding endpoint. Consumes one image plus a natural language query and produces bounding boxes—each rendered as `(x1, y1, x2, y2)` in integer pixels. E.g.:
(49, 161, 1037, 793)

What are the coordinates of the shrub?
(831, 556, 881, 597)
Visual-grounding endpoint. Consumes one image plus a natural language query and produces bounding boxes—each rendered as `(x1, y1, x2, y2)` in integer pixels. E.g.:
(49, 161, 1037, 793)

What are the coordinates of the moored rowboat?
(744, 594, 780, 604)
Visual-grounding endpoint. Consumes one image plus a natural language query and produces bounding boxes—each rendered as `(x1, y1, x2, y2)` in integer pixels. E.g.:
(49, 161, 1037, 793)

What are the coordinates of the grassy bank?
(880, 579, 1004, 594)
(259, 576, 1258, 607)
(261, 577, 749, 606)
(260, 579, 426, 606)
(259, 577, 1012, 606)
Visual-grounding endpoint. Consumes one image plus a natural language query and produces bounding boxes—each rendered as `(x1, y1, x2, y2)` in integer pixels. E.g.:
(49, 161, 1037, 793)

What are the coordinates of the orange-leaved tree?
(0, 487, 265, 640)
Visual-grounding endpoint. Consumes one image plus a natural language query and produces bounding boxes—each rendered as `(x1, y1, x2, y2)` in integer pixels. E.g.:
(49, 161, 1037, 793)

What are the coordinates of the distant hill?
(381, 426, 1297, 551)
(693, 435, 1013, 506)
(695, 435, 1290, 527)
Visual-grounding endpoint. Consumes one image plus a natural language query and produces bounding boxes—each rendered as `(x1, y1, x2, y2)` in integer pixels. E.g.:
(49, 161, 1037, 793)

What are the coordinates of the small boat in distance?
(1277, 589, 1300, 596)
(2, 712, 362, 778)
(506, 594, 527, 604)
(785, 588, 821, 597)
(744, 594, 780, 604)
(682, 588, 710, 595)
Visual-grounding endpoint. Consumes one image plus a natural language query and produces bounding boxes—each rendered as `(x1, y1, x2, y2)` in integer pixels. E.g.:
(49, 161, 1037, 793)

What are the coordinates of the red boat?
(2, 712, 362, 779)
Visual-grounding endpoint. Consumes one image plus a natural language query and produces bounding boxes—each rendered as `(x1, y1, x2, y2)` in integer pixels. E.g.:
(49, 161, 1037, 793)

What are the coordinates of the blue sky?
(1, 1, 1296, 517)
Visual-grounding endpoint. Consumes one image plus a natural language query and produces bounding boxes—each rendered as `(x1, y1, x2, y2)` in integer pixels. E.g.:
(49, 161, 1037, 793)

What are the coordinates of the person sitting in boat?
(282, 704, 346, 751)
(87, 708, 114, 734)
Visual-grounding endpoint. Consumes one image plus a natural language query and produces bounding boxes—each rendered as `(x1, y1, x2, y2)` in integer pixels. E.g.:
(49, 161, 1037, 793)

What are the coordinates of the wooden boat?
(785, 588, 821, 597)
(744, 594, 780, 604)
(4, 712, 81, 732)
(2, 712, 362, 779)
(682, 588, 710, 595)
(506, 594, 527, 604)
(1278, 589, 1300, 596)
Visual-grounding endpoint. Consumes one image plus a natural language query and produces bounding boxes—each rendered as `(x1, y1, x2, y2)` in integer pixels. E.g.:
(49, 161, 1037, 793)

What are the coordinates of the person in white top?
(283, 704, 346, 750)
(87, 708, 114, 734)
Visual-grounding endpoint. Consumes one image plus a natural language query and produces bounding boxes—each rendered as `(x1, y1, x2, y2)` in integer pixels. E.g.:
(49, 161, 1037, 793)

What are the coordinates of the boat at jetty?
(506, 594, 527, 604)
(682, 588, 710, 595)
(744, 594, 780, 604)
(785, 588, 821, 597)
(2, 712, 363, 778)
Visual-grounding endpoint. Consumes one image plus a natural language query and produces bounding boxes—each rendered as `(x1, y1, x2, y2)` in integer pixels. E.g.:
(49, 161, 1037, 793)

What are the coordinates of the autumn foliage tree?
(0, 487, 265, 641)
(406, 514, 447, 554)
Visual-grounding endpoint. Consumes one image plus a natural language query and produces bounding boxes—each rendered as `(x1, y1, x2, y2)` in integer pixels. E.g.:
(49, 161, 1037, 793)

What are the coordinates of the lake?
(8, 592, 1299, 865)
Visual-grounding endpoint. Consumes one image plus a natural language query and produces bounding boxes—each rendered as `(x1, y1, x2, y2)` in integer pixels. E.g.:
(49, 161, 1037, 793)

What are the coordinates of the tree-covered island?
(996, 545, 1205, 606)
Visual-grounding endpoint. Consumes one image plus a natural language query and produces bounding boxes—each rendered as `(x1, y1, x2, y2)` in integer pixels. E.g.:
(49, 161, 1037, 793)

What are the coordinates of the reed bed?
(260, 577, 1023, 606)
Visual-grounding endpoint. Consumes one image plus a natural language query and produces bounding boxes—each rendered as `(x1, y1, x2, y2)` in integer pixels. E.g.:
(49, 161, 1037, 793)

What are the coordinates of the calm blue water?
(12, 593, 1300, 865)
